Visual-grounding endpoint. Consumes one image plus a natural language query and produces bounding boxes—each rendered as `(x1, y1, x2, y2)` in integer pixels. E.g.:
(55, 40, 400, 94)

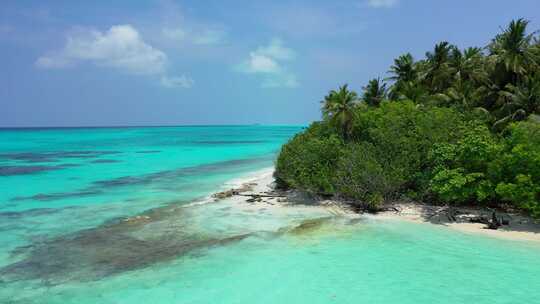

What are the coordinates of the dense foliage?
(275, 19, 540, 216)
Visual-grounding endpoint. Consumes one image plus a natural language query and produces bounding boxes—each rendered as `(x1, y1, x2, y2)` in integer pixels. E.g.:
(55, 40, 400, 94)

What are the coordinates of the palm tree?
(387, 53, 418, 100)
(433, 47, 492, 110)
(321, 84, 359, 139)
(422, 42, 456, 93)
(388, 53, 416, 83)
(494, 73, 540, 130)
(362, 78, 387, 107)
(393, 81, 431, 104)
(450, 47, 488, 84)
(426, 42, 453, 66)
(433, 79, 488, 111)
(488, 19, 538, 84)
(532, 36, 540, 61)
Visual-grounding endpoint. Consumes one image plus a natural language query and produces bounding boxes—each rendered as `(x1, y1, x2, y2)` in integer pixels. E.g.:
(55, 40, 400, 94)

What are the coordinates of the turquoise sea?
(1, 126, 539, 304)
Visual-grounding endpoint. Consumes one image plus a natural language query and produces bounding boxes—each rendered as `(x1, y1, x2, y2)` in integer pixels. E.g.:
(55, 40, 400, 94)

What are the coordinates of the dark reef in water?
(0, 208, 66, 219)
(0, 165, 61, 176)
(12, 190, 102, 202)
(11, 156, 271, 202)
(0, 156, 282, 285)
(192, 140, 267, 145)
(90, 159, 121, 164)
(0, 205, 251, 285)
(0, 151, 121, 163)
(0, 150, 122, 176)
(0, 191, 340, 287)
(0, 163, 79, 176)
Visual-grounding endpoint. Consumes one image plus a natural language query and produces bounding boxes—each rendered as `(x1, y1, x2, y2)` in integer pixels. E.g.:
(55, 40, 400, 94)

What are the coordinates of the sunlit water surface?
(0, 126, 539, 304)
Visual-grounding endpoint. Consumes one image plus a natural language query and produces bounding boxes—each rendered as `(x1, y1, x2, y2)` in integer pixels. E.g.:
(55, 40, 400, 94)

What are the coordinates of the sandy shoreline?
(375, 203, 540, 242)
(220, 168, 540, 243)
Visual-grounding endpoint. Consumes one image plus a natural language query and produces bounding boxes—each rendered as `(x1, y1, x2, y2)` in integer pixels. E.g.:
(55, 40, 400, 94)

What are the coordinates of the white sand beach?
(219, 168, 540, 243)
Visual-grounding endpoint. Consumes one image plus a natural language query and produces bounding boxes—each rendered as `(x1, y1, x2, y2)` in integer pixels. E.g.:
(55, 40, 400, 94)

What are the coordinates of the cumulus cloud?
(36, 25, 167, 75)
(254, 38, 295, 61)
(366, 0, 399, 8)
(36, 24, 192, 88)
(236, 39, 298, 88)
(243, 53, 280, 74)
(160, 75, 194, 88)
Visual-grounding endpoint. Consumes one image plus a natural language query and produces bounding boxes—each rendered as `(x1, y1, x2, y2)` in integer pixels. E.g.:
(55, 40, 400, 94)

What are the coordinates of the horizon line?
(0, 123, 308, 130)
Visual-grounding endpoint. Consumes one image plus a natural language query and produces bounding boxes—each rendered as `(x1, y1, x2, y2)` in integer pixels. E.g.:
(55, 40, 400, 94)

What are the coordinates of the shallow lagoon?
(1, 126, 539, 304)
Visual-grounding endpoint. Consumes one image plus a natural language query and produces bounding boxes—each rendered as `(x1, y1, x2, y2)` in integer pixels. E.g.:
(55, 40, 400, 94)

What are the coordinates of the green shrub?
(428, 123, 501, 204)
(275, 122, 343, 194)
(351, 101, 467, 195)
(430, 169, 494, 203)
(276, 102, 468, 202)
(429, 121, 540, 214)
(334, 143, 400, 207)
(496, 174, 540, 216)
(494, 122, 540, 214)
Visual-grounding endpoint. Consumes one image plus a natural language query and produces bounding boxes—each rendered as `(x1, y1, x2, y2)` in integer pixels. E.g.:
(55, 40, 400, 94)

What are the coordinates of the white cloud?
(243, 53, 280, 74)
(36, 25, 167, 75)
(36, 24, 192, 89)
(160, 75, 194, 88)
(236, 39, 298, 88)
(253, 38, 295, 60)
(366, 0, 399, 8)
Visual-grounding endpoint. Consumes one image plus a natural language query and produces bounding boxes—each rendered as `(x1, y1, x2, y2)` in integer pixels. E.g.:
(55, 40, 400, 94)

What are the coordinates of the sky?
(1, 0, 540, 127)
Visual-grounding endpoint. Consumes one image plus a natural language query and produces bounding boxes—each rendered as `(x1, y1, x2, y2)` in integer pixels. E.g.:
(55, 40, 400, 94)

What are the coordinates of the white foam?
(182, 167, 275, 208)
(223, 167, 274, 189)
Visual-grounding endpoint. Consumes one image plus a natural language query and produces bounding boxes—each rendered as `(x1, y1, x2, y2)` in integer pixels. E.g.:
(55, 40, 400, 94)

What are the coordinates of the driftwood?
(426, 206, 450, 219)
(212, 189, 240, 199)
(347, 204, 399, 214)
(469, 211, 509, 230)
(379, 206, 401, 213)
(239, 193, 287, 203)
(212, 183, 258, 200)
(238, 194, 286, 198)
(422, 206, 511, 230)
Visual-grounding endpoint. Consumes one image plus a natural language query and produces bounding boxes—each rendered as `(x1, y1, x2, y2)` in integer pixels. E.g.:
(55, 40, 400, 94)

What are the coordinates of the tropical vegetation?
(275, 19, 540, 217)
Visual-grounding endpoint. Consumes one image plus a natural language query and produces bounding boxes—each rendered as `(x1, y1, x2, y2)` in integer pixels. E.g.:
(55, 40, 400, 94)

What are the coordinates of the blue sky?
(1, 0, 540, 127)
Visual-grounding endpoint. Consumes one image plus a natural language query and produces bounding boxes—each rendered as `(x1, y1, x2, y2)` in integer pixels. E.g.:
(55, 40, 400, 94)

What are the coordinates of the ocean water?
(1, 126, 539, 304)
